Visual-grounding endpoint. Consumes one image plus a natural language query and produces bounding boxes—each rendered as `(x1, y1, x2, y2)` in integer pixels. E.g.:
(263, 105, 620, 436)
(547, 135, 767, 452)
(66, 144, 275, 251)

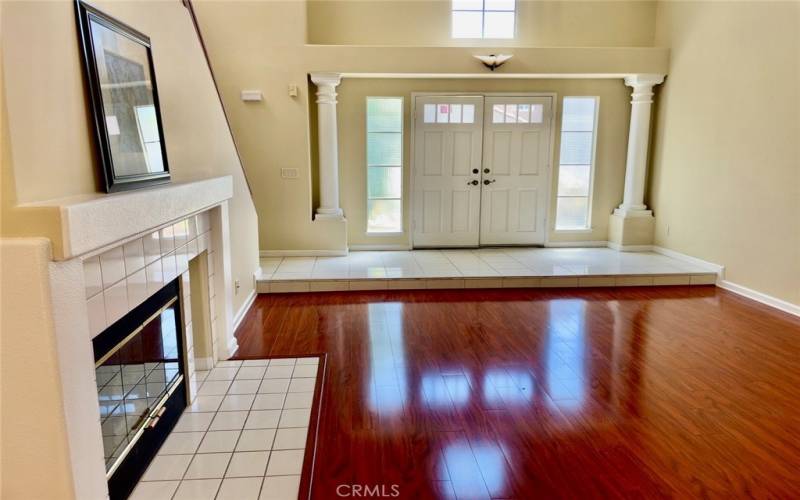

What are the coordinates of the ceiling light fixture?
(474, 54, 513, 71)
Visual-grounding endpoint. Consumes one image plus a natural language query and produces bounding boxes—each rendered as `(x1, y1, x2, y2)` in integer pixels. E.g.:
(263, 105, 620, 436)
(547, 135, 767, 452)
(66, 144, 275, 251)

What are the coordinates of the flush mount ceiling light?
(474, 54, 513, 71)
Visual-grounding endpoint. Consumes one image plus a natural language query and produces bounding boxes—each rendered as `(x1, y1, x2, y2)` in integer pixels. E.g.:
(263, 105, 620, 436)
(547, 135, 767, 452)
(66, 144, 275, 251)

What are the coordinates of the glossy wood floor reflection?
(235, 286, 800, 499)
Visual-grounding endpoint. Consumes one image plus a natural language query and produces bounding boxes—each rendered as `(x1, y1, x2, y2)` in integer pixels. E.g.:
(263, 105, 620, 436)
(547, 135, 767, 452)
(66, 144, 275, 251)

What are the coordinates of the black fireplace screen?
(93, 279, 186, 491)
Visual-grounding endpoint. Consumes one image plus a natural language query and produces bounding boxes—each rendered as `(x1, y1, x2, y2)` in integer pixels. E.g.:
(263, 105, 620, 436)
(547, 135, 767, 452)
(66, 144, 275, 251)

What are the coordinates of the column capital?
(311, 73, 342, 105)
(624, 74, 665, 103)
(310, 72, 343, 87)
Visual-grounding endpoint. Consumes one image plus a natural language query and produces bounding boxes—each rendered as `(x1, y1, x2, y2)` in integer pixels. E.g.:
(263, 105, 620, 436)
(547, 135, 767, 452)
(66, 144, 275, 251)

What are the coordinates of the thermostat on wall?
(240, 90, 263, 102)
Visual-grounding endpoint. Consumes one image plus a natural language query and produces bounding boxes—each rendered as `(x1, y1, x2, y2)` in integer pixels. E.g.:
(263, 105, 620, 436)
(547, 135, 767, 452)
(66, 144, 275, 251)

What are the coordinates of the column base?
(608, 211, 655, 251)
(315, 208, 344, 221)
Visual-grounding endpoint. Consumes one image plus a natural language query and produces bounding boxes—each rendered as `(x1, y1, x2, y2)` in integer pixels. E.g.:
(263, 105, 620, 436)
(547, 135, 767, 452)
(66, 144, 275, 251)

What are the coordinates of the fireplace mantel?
(17, 176, 233, 260)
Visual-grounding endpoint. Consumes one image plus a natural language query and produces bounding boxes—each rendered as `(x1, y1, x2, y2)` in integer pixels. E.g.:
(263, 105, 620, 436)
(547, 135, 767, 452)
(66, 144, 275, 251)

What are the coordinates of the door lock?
(468, 179, 479, 186)
(484, 168, 490, 174)
(483, 179, 496, 185)
(472, 168, 479, 174)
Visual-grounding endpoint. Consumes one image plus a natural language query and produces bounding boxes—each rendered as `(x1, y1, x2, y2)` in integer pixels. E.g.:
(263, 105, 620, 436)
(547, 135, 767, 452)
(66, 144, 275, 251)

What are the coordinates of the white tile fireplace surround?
(2, 176, 242, 500)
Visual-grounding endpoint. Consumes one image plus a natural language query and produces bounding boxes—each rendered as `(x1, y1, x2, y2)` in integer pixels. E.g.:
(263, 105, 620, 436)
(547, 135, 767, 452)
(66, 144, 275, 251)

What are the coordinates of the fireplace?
(93, 278, 187, 500)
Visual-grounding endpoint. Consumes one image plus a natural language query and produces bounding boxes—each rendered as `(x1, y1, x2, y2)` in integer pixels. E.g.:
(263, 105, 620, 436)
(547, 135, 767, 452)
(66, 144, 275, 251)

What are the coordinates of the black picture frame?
(75, 0, 171, 193)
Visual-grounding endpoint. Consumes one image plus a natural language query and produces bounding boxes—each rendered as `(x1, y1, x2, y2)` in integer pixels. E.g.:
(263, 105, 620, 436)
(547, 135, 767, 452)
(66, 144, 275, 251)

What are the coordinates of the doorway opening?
(411, 93, 556, 248)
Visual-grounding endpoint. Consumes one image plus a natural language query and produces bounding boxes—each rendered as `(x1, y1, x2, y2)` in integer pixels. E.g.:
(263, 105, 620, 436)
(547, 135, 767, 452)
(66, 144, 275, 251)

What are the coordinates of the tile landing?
(256, 248, 718, 294)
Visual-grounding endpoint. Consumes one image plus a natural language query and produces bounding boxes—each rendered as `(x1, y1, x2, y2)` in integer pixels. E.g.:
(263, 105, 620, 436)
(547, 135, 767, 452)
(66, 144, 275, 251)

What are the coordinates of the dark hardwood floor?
(234, 285, 800, 499)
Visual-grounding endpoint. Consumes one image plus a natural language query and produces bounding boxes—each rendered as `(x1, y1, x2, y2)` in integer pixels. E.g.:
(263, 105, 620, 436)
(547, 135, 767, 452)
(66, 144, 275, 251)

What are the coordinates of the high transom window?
(452, 0, 516, 39)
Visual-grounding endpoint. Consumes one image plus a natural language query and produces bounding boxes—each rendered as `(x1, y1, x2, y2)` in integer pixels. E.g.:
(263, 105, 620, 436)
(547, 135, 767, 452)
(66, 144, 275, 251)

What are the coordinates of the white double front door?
(412, 94, 554, 247)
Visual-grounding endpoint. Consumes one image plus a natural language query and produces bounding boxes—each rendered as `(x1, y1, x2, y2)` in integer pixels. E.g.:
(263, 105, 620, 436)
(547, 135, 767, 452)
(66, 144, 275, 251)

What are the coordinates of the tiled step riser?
(257, 274, 717, 294)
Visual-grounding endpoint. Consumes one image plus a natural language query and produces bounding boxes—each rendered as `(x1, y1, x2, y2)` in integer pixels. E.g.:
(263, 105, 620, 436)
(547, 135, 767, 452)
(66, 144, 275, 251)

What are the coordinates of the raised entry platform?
(256, 248, 717, 293)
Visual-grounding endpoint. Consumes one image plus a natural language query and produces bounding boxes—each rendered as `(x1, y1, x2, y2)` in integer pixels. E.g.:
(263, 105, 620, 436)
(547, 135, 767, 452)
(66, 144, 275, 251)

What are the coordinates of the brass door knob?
(483, 179, 496, 185)
(468, 179, 479, 186)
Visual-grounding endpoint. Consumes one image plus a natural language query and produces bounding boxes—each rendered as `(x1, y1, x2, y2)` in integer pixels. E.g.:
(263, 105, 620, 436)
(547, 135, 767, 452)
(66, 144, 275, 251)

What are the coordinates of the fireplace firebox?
(93, 279, 187, 500)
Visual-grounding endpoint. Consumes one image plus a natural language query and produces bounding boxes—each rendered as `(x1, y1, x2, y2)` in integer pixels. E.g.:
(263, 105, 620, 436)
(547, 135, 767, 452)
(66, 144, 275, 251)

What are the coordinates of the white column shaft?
(311, 73, 344, 219)
(616, 74, 664, 216)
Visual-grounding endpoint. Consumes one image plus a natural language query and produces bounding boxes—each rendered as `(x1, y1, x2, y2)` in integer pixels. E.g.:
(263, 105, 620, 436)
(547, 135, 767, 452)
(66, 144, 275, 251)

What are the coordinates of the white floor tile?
(237, 366, 268, 380)
(226, 451, 270, 478)
(245, 410, 281, 429)
(198, 380, 232, 396)
(142, 454, 193, 481)
(253, 393, 286, 410)
(173, 412, 214, 432)
(269, 358, 297, 366)
(279, 409, 311, 428)
(291, 365, 318, 378)
(282, 392, 313, 409)
(288, 378, 315, 393)
(219, 394, 256, 412)
(259, 475, 301, 500)
(158, 431, 205, 455)
(206, 367, 239, 381)
(236, 429, 276, 452)
(228, 379, 261, 394)
(187, 395, 224, 413)
(217, 477, 264, 500)
(210, 411, 248, 431)
(173, 479, 221, 500)
(242, 359, 269, 367)
(272, 428, 308, 450)
(129, 480, 179, 500)
(184, 452, 231, 479)
(215, 360, 243, 368)
(265, 449, 305, 476)
(198, 430, 241, 453)
(259, 379, 291, 394)
(264, 365, 295, 379)
(295, 357, 319, 366)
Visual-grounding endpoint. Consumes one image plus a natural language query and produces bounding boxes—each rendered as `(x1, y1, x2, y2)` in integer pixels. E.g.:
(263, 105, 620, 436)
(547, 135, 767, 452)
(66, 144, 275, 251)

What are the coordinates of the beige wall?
(649, 0, 800, 305)
(0, 0, 259, 314)
(338, 78, 631, 246)
(194, 0, 666, 252)
(308, 0, 657, 47)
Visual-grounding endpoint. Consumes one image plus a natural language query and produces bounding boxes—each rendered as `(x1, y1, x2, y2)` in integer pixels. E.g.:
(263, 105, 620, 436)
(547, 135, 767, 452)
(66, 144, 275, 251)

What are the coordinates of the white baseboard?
(260, 249, 348, 257)
(545, 240, 608, 248)
(233, 289, 257, 332)
(652, 246, 725, 278)
(349, 244, 412, 251)
(607, 242, 653, 252)
(718, 280, 800, 317)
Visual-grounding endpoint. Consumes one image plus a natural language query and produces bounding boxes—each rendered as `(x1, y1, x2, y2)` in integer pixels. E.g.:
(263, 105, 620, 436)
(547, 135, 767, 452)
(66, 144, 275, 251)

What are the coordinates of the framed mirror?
(75, 0, 170, 192)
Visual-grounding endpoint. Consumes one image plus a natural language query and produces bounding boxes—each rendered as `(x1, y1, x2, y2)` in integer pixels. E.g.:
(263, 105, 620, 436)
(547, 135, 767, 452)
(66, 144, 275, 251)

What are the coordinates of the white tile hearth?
(132, 356, 319, 500)
(256, 248, 720, 293)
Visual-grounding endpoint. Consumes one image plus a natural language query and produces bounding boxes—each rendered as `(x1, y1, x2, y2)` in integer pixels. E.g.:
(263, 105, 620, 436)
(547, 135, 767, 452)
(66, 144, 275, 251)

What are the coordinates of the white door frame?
(410, 92, 558, 248)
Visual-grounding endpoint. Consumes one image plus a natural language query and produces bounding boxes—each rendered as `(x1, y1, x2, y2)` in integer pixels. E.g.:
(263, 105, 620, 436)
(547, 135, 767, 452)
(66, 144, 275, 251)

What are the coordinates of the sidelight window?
(367, 97, 403, 233)
(555, 97, 598, 230)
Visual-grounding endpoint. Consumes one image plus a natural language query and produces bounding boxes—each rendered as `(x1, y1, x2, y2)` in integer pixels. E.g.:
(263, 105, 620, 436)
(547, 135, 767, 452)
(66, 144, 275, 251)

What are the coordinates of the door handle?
(468, 179, 479, 186)
(472, 168, 479, 174)
(484, 168, 490, 174)
(483, 179, 496, 185)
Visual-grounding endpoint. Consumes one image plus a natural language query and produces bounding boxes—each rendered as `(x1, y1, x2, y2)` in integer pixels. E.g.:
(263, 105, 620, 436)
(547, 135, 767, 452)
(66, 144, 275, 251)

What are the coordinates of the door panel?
(479, 96, 553, 245)
(413, 96, 484, 247)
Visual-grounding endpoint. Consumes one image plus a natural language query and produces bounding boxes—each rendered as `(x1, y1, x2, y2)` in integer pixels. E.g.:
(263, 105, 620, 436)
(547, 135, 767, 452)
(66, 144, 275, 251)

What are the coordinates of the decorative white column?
(609, 74, 665, 250)
(311, 72, 344, 220)
(614, 74, 665, 217)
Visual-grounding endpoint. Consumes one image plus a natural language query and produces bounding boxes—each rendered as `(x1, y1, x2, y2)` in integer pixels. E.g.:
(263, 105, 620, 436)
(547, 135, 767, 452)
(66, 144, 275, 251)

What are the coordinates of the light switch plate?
(240, 90, 263, 102)
(288, 84, 298, 97)
(281, 168, 299, 179)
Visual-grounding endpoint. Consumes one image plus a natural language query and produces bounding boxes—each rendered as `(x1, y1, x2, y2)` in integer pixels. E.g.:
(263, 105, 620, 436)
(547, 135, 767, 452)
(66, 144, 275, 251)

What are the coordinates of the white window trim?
(366, 96, 404, 235)
(554, 96, 599, 232)
(451, 0, 517, 40)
